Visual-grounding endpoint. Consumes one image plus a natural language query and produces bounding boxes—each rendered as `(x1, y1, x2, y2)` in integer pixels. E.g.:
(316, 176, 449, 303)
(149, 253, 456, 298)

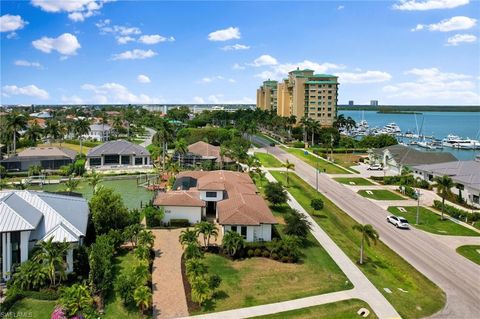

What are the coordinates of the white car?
(387, 215, 410, 229)
(367, 164, 383, 171)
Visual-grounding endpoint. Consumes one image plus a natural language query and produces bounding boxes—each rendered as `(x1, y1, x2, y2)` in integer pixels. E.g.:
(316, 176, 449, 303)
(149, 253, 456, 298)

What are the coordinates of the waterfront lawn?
(358, 189, 406, 200)
(387, 206, 480, 236)
(281, 147, 351, 174)
(456, 245, 480, 265)
(6, 298, 56, 319)
(201, 231, 351, 313)
(270, 171, 445, 319)
(254, 152, 284, 167)
(334, 177, 374, 186)
(252, 299, 377, 319)
(103, 249, 149, 319)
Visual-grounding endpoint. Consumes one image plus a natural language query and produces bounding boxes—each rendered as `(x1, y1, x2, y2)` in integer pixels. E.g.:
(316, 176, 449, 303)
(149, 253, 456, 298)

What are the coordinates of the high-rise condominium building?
(275, 68, 339, 126)
(370, 100, 379, 106)
(256, 80, 278, 112)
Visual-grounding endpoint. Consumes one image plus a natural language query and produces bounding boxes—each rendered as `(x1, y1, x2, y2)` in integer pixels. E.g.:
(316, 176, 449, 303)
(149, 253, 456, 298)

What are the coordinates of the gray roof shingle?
(87, 140, 150, 157)
(376, 145, 458, 166)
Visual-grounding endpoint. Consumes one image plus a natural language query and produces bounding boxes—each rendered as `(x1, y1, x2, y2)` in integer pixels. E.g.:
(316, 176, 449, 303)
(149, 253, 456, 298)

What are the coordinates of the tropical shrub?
(222, 231, 245, 258)
(433, 200, 480, 222)
(133, 285, 152, 315)
(144, 205, 165, 227)
(89, 187, 131, 235)
(88, 235, 114, 297)
(11, 260, 48, 291)
(284, 210, 311, 239)
(170, 219, 190, 227)
(58, 283, 95, 319)
(310, 198, 324, 210)
(254, 248, 262, 256)
(264, 182, 288, 206)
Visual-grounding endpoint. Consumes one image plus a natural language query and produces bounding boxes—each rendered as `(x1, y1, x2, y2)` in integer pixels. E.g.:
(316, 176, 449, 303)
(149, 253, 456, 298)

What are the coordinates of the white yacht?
(383, 122, 401, 133)
(442, 135, 480, 150)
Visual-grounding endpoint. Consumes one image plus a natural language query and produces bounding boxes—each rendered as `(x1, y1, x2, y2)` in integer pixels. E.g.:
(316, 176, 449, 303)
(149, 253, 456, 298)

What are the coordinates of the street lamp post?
(416, 189, 421, 225)
(316, 160, 319, 191)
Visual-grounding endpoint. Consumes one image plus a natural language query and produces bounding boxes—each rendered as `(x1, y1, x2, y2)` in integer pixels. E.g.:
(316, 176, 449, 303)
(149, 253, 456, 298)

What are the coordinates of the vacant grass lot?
(254, 152, 284, 167)
(252, 299, 377, 319)
(358, 189, 406, 200)
(5, 298, 56, 318)
(37, 142, 92, 155)
(456, 245, 480, 265)
(388, 206, 480, 236)
(330, 153, 365, 174)
(270, 171, 445, 319)
(281, 147, 351, 174)
(334, 177, 374, 186)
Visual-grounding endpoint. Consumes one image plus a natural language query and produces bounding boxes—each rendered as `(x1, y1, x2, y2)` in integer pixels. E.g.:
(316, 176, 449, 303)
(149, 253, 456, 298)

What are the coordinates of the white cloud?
(412, 16, 476, 32)
(393, 0, 469, 11)
(207, 94, 254, 104)
(255, 59, 345, 80)
(250, 55, 278, 67)
(0, 14, 28, 32)
(14, 60, 43, 69)
(208, 27, 241, 41)
(382, 67, 479, 104)
(117, 36, 135, 44)
(446, 33, 477, 45)
(112, 49, 157, 60)
(32, 33, 81, 56)
(200, 76, 224, 83)
(193, 96, 205, 104)
(61, 95, 84, 104)
(31, 0, 110, 22)
(137, 74, 151, 83)
(221, 44, 250, 51)
(228, 78, 236, 83)
(334, 71, 392, 83)
(233, 63, 245, 70)
(81, 82, 162, 104)
(337, 5, 345, 10)
(138, 34, 175, 44)
(2, 84, 49, 99)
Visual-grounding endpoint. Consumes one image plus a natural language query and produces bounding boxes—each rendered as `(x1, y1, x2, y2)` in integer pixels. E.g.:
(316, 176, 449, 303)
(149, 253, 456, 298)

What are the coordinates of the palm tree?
(138, 230, 155, 248)
(282, 159, 295, 187)
(191, 277, 213, 306)
(6, 112, 27, 154)
(434, 175, 454, 220)
(352, 224, 379, 265)
(219, 145, 229, 170)
(44, 119, 61, 145)
(64, 175, 80, 195)
(87, 169, 102, 194)
(195, 222, 218, 249)
(306, 119, 321, 147)
(246, 156, 260, 173)
(133, 285, 152, 315)
(33, 238, 70, 287)
(179, 228, 198, 248)
(135, 244, 151, 260)
(24, 123, 43, 145)
(184, 242, 203, 260)
(222, 230, 245, 257)
(153, 119, 174, 171)
(299, 116, 310, 147)
(74, 119, 91, 155)
(59, 283, 94, 318)
(185, 258, 208, 281)
(174, 138, 188, 166)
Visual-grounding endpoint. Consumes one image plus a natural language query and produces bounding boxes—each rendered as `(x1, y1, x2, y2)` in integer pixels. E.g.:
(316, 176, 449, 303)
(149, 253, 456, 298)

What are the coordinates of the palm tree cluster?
(179, 224, 222, 307)
(333, 114, 356, 131)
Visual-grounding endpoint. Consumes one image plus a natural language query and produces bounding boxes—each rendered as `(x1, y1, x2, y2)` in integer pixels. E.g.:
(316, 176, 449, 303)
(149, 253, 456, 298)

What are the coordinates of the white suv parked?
(387, 215, 410, 229)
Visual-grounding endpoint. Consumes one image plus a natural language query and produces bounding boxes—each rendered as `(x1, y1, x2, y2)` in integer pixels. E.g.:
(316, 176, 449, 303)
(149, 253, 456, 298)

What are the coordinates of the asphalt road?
(252, 135, 480, 319)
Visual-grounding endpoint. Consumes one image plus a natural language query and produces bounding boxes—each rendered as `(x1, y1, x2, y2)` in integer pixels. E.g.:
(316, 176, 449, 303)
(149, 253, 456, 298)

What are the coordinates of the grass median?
(358, 189, 406, 200)
(270, 170, 445, 319)
(252, 299, 377, 319)
(456, 245, 480, 265)
(281, 147, 351, 174)
(254, 152, 284, 168)
(388, 206, 479, 237)
(334, 177, 374, 186)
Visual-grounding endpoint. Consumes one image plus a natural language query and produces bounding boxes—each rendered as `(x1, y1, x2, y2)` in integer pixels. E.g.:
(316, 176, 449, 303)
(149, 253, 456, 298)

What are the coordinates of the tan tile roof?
(153, 190, 205, 207)
(161, 170, 276, 226)
(16, 147, 77, 159)
(187, 141, 233, 163)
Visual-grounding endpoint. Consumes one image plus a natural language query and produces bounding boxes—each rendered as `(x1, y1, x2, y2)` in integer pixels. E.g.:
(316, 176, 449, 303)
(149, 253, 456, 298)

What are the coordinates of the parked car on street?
(387, 215, 410, 229)
(367, 164, 383, 170)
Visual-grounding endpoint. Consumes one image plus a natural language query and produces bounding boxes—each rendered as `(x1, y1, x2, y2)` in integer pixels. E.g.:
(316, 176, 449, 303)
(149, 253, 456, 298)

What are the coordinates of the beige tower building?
(256, 80, 278, 112)
(280, 68, 338, 126)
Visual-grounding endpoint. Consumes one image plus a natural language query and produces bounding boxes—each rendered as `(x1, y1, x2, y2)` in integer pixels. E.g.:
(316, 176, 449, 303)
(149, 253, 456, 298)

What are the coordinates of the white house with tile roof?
(0, 190, 89, 281)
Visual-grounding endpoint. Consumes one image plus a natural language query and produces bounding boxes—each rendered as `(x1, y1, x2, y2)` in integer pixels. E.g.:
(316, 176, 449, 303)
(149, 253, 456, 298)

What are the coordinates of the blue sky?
(1, 0, 479, 105)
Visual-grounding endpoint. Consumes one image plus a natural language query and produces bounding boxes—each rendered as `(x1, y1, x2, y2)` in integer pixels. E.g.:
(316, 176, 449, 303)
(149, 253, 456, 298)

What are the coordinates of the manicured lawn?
(37, 142, 93, 155)
(281, 147, 351, 174)
(456, 245, 480, 265)
(270, 171, 445, 319)
(388, 206, 480, 236)
(103, 249, 150, 319)
(252, 299, 377, 319)
(334, 177, 374, 186)
(358, 189, 406, 200)
(254, 152, 284, 168)
(6, 298, 56, 319)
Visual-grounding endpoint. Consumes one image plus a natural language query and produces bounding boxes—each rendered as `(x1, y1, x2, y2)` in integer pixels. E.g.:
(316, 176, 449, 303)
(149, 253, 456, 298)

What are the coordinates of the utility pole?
(316, 160, 319, 191)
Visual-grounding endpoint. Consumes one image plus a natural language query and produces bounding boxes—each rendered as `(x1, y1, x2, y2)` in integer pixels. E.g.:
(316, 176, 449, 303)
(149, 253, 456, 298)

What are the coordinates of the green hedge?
(63, 139, 102, 147)
(21, 288, 59, 300)
(433, 200, 480, 222)
(169, 219, 190, 227)
(312, 148, 368, 154)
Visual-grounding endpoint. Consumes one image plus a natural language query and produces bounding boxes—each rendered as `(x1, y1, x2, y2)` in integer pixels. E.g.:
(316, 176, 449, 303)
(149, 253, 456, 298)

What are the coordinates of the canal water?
(339, 110, 480, 161)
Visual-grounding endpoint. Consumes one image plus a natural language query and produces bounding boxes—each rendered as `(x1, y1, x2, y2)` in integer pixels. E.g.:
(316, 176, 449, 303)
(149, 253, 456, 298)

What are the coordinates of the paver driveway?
(152, 228, 188, 319)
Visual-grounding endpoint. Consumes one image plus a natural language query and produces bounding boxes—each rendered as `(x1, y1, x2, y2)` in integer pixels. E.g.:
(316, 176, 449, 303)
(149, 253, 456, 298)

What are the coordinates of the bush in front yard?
(170, 219, 190, 227)
(311, 198, 324, 210)
(262, 250, 270, 258)
(247, 249, 254, 257)
(254, 248, 262, 257)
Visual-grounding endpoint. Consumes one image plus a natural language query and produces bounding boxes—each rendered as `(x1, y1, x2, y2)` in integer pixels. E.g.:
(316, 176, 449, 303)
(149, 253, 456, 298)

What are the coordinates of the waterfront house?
(0, 147, 77, 171)
(85, 140, 152, 171)
(413, 158, 480, 208)
(0, 190, 89, 281)
(154, 170, 277, 242)
(172, 141, 233, 167)
(83, 124, 112, 142)
(368, 144, 457, 175)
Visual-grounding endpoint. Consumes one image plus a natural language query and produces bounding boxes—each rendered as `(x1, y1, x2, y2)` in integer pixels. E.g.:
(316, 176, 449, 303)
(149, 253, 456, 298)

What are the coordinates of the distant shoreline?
(377, 110, 422, 115)
(338, 105, 480, 112)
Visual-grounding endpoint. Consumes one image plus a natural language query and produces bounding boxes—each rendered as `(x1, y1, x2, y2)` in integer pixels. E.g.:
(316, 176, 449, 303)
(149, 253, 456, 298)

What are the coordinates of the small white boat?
(442, 135, 480, 150)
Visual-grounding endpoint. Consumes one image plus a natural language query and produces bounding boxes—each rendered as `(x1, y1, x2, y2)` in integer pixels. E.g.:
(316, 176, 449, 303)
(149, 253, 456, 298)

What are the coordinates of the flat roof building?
(86, 140, 151, 171)
(0, 147, 77, 171)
